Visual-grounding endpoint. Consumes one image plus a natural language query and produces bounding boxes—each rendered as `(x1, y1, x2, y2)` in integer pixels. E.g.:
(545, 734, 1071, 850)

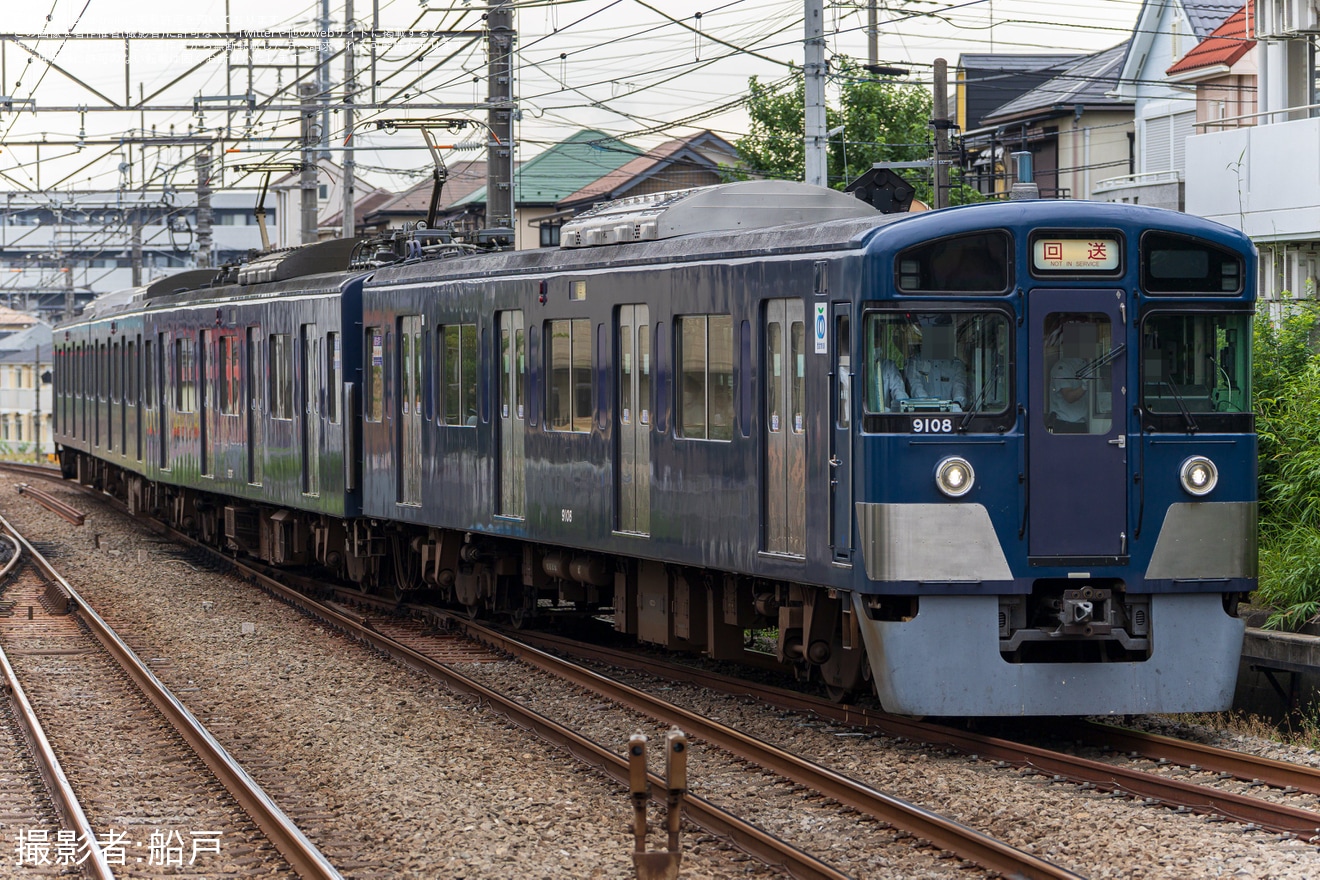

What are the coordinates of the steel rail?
(445, 618, 1082, 880)
(1068, 720, 1320, 796)
(0, 512, 344, 880)
(229, 566, 853, 880)
(494, 628, 1320, 842)
(16, 483, 86, 525)
(0, 559, 116, 880)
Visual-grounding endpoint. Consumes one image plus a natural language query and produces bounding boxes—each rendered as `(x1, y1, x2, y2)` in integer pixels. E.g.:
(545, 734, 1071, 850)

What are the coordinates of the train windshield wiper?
(1075, 343, 1125, 380)
(1164, 377, 1199, 433)
(958, 364, 1000, 431)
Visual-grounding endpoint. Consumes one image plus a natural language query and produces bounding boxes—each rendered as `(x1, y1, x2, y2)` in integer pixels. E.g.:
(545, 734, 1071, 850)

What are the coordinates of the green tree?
(735, 58, 979, 205)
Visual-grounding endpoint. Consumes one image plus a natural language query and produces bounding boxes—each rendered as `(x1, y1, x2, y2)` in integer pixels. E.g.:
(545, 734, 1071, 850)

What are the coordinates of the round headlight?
(935, 456, 975, 498)
(1179, 456, 1218, 496)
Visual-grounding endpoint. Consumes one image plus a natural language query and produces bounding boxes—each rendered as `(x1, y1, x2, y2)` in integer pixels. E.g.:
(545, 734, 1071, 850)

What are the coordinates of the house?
(438, 130, 639, 250)
(1185, 1, 1318, 302)
(358, 159, 492, 235)
(540, 132, 740, 247)
(1093, 0, 1241, 208)
(975, 44, 1135, 200)
(267, 158, 393, 247)
(0, 321, 53, 458)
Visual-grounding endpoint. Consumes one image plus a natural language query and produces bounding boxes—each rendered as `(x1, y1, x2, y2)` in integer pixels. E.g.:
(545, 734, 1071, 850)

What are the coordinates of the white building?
(1186, 1, 1320, 301)
(0, 320, 53, 459)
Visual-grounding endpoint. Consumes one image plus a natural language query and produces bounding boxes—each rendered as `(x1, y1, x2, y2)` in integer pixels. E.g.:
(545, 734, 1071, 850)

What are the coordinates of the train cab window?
(863, 310, 1012, 429)
(1142, 231, 1244, 294)
(439, 323, 478, 426)
(677, 314, 734, 441)
(1043, 314, 1114, 435)
(1141, 312, 1252, 426)
(896, 231, 1011, 294)
(546, 318, 592, 432)
(269, 333, 293, 420)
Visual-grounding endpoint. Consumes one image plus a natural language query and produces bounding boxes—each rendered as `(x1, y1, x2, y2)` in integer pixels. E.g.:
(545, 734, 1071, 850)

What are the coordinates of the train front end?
(848, 202, 1255, 716)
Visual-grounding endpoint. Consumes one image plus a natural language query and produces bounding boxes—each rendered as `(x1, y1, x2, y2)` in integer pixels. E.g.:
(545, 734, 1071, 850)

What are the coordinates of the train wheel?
(464, 603, 484, 621)
(824, 684, 854, 704)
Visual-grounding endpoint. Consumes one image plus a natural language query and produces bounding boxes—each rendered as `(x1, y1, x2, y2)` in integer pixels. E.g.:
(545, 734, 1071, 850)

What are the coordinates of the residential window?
(440, 323, 478, 426)
(546, 318, 592, 432)
(678, 314, 734, 440)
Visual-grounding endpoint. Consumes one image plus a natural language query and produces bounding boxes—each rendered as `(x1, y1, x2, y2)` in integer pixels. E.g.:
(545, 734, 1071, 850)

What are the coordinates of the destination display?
(1032, 235, 1121, 274)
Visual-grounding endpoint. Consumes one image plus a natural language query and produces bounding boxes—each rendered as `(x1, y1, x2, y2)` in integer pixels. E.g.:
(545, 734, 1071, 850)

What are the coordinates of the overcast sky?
(0, 0, 1143, 193)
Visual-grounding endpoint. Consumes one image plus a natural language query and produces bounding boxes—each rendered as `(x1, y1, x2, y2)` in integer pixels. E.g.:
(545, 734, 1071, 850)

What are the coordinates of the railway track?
(0, 512, 337, 879)
(11, 464, 1320, 877)
(462, 625, 1320, 842)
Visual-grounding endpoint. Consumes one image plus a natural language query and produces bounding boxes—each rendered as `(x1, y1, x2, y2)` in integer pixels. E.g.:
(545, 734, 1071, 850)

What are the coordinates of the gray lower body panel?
(855, 592, 1244, 716)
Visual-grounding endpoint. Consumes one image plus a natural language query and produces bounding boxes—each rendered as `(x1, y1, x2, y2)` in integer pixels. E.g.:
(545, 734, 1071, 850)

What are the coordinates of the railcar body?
(52, 182, 1256, 716)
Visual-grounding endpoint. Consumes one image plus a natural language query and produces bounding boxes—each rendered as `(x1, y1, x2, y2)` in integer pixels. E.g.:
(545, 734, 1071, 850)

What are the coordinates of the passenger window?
(366, 326, 384, 423)
(175, 337, 196, 413)
(546, 318, 592, 432)
(439, 323, 478, 426)
(678, 314, 733, 441)
(269, 333, 293, 420)
(327, 333, 341, 424)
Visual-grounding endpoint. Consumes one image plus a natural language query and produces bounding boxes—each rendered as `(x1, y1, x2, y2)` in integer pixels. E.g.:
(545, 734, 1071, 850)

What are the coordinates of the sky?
(0, 0, 1147, 195)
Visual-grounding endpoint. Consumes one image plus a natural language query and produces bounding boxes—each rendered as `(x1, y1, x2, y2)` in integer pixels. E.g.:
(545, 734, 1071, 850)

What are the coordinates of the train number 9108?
(911, 417, 954, 434)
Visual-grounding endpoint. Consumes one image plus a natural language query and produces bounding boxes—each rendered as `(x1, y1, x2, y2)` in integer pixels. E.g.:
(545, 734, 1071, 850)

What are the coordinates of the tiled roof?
(982, 43, 1131, 124)
(451, 129, 637, 208)
(321, 188, 396, 228)
(1185, 0, 1245, 39)
(1167, 5, 1252, 76)
(368, 159, 490, 217)
(556, 132, 737, 207)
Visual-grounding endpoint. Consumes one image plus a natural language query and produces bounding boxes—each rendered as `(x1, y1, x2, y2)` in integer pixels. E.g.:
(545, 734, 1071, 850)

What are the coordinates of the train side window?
(269, 333, 293, 420)
(219, 336, 239, 415)
(546, 318, 592, 432)
(327, 332, 341, 424)
(677, 314, 734, 441)
(366, 326, 384, 422)
(175, 337, 196, 413)
(1142, 231, 1244, 294)
(143, 340, 154, 409)
(896, 231, 1011, 294)
(439, 323, 477, 426)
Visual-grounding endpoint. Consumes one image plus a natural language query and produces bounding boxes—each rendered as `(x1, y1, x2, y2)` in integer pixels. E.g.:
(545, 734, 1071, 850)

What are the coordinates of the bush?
(1253, 298, 1320, 629)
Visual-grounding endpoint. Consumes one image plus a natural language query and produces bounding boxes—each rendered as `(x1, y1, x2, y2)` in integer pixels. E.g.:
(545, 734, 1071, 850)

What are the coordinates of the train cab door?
(246, 327, 263, 485)
(616, 305, 650, 535)
(829, 303, 853, 563)
(1027, 289, 1128, 559)
(398, 315, 423, 506)
(497, 310, 526, 519)
(301, 324, 321, 496)
(764, 299, 807, 557)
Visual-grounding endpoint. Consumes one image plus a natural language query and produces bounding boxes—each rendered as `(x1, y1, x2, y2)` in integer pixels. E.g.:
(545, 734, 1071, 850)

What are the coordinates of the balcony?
(1186, 113, 1320, 242)
(1092, 171, 1185, 211)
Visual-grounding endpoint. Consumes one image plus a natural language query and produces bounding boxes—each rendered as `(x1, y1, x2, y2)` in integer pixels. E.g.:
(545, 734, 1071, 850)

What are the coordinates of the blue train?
(52, 180, 1256, 716)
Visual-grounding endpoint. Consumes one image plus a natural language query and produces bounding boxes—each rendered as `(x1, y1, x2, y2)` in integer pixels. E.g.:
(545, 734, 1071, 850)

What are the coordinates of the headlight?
(1179, 456, 1218, 496)
(935, 456, 975, 498)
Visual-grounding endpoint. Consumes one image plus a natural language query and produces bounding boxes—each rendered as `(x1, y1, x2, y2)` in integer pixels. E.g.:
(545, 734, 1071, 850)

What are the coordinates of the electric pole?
(932, 58, 951, 209)
(196, 148, 213, 268)
(300, 83, 320, 244)
(486, 0, 516, 235)
(342, 0, 357, 240)
(868, 0, 878, 68)
(804, 0, 828, 188)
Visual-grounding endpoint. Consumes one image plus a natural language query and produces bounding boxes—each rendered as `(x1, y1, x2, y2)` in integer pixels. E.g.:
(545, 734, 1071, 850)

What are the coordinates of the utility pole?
(342, 0, 357, 240)
(300, 82, 320, 244)
(804, 0, 828, 188)
(932, 58, 951, 209)
(319, 0, 333, 160)
(196, 147, 213, 268)
(34, 343, 41, 464)
(868, 0, 878, 68)
(486, 0, 516, 235)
